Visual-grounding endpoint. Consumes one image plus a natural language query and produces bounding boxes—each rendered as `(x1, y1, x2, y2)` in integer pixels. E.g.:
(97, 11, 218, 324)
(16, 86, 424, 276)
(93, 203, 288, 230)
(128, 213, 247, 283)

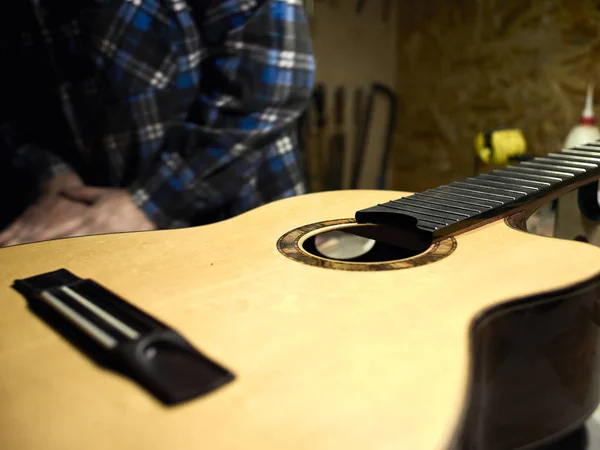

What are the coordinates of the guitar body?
(1, 190, 600, 450)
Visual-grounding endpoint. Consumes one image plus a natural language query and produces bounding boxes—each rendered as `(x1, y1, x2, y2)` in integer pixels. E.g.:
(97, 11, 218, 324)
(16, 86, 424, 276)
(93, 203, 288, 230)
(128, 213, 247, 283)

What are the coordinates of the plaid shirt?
(0, 0, 315, 228)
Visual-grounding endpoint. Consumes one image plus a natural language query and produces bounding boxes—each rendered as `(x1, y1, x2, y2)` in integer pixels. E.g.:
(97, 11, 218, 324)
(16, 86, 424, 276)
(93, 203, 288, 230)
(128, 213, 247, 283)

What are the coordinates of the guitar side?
(1, 190, 600, 450)
(458, 269, 600, 449)
(453, 210, 600, 449)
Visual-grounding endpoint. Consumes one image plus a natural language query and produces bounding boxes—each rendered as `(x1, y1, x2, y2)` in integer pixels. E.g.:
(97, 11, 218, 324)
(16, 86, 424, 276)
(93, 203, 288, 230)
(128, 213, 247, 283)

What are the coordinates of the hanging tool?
(356, 0, 368, 13)
(382, 0, 391, 22)
(326, 86, 346, 191)
(302, 0, 315, 30)
(357, 0, 389, 22)
(303, 0, 315, 20)
(297, 105, 312, 192)
(351, 83, 398, 190)
(349, 87, 365, 189)
(312, 84, 327, 192)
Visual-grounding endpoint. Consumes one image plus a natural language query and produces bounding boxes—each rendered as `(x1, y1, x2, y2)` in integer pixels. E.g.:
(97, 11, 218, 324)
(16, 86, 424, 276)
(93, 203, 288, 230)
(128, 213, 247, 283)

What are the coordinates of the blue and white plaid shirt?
(0, 0, 315, 228)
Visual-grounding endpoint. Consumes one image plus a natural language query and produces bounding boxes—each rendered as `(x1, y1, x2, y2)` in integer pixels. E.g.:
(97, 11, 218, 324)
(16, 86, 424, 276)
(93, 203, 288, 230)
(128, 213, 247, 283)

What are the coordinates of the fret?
(453, 181, 522, 199)
(521, 161, 584, 174)
(547, 153, 600, 165)
(563, 148, 600, 160)
(468, 176, 539, 193)
(502, 166, 567, 181)
(574, 144, 600, 152)
(380, 203, 454, 226)
(416, 222, 444, 232)
(412, 193, 487, 213)
(438, 186, 506, 204)
(481, 172, 551, 188)
(537, 156, 597, 168)
(564, 150, 600, 159)
(517, 163, 578, 177)
(417, 191, 496, 210)
(493, 168, 559, 184)
(396, 197, 472, 217)
(579, 142, 600, 149)
(388, 201, 465, 222)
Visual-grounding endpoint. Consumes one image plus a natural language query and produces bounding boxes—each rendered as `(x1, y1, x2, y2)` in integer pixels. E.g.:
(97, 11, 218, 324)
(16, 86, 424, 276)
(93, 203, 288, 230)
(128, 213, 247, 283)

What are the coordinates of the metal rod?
(39, 291, 117, 349)
(61, 286, 140, 340)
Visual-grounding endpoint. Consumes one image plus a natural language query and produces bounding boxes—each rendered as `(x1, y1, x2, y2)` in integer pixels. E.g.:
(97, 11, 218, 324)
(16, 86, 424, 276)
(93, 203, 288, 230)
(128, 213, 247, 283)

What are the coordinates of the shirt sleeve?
(94, 0, 316, 229)
(0, 121, 74, 185)
(0, 8, 74, 187)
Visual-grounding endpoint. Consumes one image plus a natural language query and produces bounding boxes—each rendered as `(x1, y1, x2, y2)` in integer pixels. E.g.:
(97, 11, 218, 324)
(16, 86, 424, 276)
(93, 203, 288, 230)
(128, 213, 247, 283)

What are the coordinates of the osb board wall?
(310, 0, 399, 188)
(391, 0, 600, 193)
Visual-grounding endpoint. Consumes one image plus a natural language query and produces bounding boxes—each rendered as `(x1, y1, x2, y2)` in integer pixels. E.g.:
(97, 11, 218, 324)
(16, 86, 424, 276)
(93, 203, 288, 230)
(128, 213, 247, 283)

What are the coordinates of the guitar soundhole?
(304, 228, 426, 262)
(277, 218, 456, 271)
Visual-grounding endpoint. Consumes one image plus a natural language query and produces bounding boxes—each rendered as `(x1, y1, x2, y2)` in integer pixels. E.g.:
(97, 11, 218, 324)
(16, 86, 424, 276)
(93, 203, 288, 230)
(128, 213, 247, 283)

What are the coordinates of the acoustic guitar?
(3, 144, 600, 450)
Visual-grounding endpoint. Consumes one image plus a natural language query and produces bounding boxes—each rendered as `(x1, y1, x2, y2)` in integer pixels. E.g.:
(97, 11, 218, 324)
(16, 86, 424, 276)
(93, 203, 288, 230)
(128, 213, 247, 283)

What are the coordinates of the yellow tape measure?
(474, 129, 527, 165)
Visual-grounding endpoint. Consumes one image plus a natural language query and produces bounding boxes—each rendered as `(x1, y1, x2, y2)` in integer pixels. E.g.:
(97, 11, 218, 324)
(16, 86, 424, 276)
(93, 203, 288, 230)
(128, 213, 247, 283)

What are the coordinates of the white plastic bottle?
(564, 84, 600, 148)
(554, 84, 600, 242)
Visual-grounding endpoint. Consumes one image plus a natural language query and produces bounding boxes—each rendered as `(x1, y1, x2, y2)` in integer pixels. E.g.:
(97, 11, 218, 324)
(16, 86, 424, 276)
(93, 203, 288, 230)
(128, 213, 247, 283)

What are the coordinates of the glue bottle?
(554, 84, 600, 242)
(564, 84, 600, 148)
(563, 84, 600, 207)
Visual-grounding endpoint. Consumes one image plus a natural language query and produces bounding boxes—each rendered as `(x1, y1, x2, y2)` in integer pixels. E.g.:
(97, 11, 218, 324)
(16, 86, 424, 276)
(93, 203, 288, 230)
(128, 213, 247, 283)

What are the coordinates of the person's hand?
(50, 186, 157, 238)
(0, 178, 156, 247)
(43, 171, 85, 195)
(0, 172, 88, 247)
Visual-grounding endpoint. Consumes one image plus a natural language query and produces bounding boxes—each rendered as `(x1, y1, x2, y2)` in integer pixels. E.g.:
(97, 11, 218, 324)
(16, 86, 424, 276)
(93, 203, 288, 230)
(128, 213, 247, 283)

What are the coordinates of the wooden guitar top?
(1, 190, 600, 450)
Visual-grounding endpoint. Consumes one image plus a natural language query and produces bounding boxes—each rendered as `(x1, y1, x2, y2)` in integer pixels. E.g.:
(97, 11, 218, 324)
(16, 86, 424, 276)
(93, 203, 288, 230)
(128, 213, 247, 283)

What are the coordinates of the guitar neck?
(355, 142, 600, 242)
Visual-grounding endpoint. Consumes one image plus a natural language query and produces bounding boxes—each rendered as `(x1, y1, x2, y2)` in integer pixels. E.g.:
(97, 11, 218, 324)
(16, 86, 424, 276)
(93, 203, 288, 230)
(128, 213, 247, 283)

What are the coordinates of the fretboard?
(355, 142, 600, 242)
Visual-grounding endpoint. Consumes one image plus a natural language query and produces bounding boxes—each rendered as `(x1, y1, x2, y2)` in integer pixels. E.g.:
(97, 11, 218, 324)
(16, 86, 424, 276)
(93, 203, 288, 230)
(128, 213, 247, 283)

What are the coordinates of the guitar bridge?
(13, 269, 234, 405)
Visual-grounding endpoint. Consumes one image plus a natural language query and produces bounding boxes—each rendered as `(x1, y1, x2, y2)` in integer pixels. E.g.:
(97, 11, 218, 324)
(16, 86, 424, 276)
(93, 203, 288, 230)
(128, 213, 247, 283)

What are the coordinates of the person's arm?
(0, 4, 76, 188)
(0, 124, 75, 185)
(91, 0, 315, 229)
